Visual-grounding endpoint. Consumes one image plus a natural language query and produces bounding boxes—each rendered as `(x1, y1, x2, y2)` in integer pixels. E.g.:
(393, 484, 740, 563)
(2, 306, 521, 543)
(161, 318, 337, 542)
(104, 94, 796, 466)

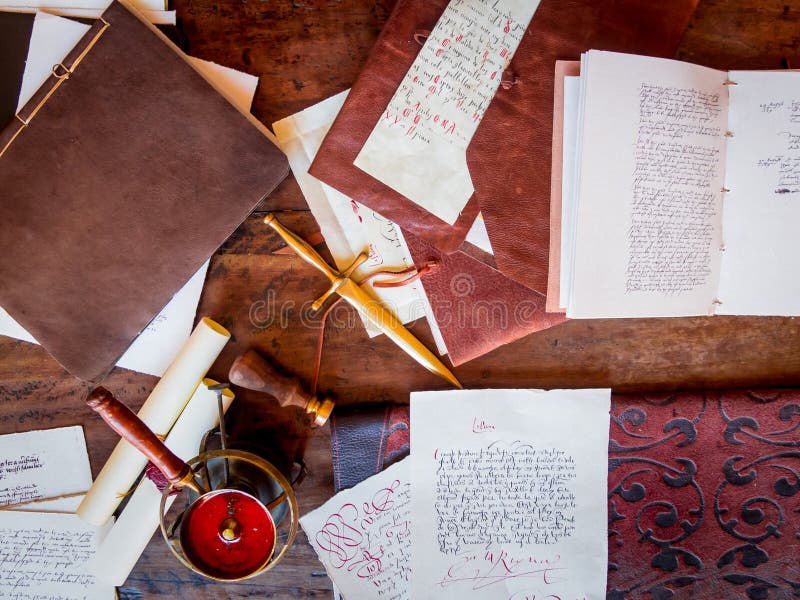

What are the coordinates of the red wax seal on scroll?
(180, 489, 277, 580)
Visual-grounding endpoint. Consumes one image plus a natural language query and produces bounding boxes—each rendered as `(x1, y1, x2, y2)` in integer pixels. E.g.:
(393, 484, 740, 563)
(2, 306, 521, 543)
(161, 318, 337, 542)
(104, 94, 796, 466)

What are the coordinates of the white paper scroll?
(354, 0, 540, 225)
(273, 91, 448, 355)
(300, 458, 411, 600)
(410, 389, 610, 600)
(77, 317, 230, 527)
(89, 380, 234, 586)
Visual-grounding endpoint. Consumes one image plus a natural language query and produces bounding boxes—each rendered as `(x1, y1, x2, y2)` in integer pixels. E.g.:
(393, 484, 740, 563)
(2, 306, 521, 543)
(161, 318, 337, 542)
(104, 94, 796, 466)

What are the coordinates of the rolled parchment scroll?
(88, 379, 234, 585)
(77, 317, 230, 526)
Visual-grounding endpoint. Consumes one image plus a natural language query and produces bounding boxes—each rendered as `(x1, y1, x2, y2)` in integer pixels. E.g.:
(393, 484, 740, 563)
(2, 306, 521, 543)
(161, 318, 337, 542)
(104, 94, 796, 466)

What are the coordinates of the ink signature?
(439, 548, 565, 590)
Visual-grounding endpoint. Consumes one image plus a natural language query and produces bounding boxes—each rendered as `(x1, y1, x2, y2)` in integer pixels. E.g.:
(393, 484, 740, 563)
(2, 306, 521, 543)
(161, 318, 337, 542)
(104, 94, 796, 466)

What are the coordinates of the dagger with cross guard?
(263, 213, 461, 389)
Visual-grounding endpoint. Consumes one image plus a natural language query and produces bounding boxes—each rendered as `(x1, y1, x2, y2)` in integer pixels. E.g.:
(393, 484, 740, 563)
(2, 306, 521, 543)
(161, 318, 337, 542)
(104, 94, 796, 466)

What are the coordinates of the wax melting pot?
(87, 387, 298, 581)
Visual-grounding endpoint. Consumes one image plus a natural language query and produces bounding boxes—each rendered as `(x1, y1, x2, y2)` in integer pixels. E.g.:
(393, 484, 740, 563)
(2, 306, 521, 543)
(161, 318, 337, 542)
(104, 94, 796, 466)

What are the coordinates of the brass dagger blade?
(263, 213, 461, 388)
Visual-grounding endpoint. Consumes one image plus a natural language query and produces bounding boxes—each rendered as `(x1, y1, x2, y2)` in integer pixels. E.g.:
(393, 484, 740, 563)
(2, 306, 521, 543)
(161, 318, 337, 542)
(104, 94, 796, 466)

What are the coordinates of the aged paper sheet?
(354, 0, 540, 225)
(569, 51, 727, 318)
(301, 458, 411, 600)
(717, 71, 800, 315)
(410, 389, 610, 600)
(0, 426, 92, 513)
(0, 511, 113, 600)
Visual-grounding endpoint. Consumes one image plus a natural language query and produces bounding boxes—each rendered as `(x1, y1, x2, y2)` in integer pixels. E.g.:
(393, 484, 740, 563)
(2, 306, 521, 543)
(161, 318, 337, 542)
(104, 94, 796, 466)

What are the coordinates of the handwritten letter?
(300, 458, 411, 600)
(354, 0, 540, 225)
(0, 511, 113, 600)
(0, 427, 92, 512)
(411, 389, 610, 600)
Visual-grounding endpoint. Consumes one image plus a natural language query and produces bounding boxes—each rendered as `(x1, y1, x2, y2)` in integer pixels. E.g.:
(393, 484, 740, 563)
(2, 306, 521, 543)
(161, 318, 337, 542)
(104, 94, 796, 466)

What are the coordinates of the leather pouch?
(0, 1, 289, 381)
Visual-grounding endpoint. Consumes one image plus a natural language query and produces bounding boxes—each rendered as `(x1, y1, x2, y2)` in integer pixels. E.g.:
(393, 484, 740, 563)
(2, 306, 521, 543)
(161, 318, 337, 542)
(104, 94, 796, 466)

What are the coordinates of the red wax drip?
(180, 489, 276, 580)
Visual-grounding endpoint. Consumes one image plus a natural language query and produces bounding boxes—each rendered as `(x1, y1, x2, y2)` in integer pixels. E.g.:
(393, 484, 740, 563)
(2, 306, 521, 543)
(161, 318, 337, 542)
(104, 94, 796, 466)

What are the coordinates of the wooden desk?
(1, 0, 799, 598)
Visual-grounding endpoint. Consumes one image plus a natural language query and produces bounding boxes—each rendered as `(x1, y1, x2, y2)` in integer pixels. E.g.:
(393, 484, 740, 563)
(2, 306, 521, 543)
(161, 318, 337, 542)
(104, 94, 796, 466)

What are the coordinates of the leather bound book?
(329, 388, 800, 596)
(308, 0, 478, 255)
(0, 0, 288, 381)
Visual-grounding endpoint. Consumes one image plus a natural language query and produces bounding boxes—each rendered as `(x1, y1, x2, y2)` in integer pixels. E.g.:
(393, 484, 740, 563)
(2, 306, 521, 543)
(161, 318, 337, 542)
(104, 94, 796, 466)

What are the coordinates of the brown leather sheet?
(0, 1, 288, 381)
(311, 0, 698, 297)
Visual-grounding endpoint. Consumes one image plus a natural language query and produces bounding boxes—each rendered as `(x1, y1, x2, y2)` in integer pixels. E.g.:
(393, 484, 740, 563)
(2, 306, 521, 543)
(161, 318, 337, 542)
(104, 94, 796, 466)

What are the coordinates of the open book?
(557, 51, 800, 318)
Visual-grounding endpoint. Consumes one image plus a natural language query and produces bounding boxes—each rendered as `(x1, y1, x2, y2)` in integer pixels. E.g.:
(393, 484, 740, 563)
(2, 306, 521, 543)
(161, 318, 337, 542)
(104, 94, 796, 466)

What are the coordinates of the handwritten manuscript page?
(354, 0, 540, 225)
(717, 71, 800, 315)
(569, 51, 728, 318)
(410, 389, 610, 600)
(300, 458, 411, 600)
(0, 511, 113, 600)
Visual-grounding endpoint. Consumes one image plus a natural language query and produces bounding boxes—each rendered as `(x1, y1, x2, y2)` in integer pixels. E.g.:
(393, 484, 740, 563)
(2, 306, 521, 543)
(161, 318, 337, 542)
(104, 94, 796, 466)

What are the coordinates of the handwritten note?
(300, 458, 411, 600)
(627, 83, 723, 296)
(411, 389, 610, 600)
(354, 0, 540, 225)
(0, 427, 92, 513)
(0, 511, 113, 600)
(716, 70, 800, 315)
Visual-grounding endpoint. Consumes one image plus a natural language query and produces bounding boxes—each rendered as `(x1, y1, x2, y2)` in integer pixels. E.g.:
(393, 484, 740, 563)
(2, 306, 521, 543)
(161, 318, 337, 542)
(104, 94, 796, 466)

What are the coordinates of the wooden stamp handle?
(86, 387, 193, 487)
(228, 350, 334, 427)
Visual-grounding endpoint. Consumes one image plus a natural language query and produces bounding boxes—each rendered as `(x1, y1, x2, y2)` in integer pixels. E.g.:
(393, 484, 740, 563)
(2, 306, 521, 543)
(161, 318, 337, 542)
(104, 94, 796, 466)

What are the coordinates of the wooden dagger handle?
(86, 387, 192, 486)
(263, 213, 337, 282)
(228, 350, 334, 427)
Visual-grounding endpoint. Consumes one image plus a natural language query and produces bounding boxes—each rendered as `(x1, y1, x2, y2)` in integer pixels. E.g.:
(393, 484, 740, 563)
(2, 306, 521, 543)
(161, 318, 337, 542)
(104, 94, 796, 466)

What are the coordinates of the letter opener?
(263, 213, 461, 388)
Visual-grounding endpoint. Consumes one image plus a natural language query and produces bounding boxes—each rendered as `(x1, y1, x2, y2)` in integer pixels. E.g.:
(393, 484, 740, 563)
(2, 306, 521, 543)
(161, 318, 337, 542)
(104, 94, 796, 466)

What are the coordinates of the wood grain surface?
(1, 0, 799, 598)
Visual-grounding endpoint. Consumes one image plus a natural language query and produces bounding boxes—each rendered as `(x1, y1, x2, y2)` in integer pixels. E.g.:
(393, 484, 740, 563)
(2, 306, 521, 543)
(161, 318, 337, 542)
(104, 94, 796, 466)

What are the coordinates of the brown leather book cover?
(307, 0, 478, 255)
(310, 0, 698, 294)
(0, 1, 288, 381)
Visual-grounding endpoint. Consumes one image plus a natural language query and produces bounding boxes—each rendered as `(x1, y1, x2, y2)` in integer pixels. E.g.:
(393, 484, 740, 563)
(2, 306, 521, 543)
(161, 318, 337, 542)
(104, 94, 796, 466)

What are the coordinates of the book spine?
(0, 17, 109, 158)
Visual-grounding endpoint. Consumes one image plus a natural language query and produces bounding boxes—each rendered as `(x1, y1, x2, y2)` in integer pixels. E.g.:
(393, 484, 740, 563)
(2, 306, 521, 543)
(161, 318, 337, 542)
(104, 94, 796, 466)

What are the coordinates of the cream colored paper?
(77, 317, 230, 527)
(569, 51, 728, 318)
(273, 91, 448, 354)
(89, 380, 234, 586)
(410, 389, 610, 600)
(354, 0, 540, 225)
(0, 426, 91, 513)
(300, 458, 411, 600)
(0, 511, 113, 600)
(717, 70, 800, 315)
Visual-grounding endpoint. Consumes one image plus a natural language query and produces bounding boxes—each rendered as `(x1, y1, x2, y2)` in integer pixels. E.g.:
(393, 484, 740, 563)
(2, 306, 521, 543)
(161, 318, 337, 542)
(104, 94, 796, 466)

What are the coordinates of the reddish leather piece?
(307, 0, 479, 254)
(468, 0, 699, 293)
(405, 233, 567, 366)
(0, 2, 288, 381)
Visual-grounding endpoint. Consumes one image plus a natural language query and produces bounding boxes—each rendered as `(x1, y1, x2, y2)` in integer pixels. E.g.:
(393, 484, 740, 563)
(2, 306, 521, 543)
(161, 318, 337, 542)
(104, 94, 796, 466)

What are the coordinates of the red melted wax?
(180, 489, 276, 580)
